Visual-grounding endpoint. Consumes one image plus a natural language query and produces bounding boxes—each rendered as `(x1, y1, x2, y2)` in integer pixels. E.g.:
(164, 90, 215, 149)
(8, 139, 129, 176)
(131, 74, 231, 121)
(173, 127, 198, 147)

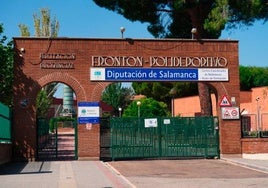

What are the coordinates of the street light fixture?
(120, 27, 125, 38)
(137, 101, 141, 118)
(191, 28, 197, 39)
(256, 97, 260, 137)
(169, 88, 177, 117)
(118, 107, 122, 117)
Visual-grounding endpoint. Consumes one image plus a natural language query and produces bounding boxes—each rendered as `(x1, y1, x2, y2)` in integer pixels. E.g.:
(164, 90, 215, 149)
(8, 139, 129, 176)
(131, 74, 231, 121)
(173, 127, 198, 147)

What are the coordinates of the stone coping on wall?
(242, 153, 268, 160)
(13, 36, 238, 43)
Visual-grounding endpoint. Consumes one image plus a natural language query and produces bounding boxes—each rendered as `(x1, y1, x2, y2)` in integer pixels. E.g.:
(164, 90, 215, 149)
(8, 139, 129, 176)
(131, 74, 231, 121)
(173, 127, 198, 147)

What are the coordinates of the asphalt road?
(108, 159, 268, 188)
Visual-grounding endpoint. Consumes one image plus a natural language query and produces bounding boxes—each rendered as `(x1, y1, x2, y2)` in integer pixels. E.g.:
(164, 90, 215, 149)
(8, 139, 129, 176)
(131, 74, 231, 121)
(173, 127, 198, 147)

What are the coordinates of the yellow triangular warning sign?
(219, 95, 232, 107)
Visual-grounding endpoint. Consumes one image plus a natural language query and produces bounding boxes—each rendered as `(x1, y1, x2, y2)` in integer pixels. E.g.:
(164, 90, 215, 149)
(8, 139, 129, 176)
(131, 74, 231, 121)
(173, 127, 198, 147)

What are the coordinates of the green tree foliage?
(18, 24, 30, 36)
(173, 82, 199, 97)
(19, 8, 59, 37)
(0, 24, 13, 106)
(132, 82, 198, 104)
(132, 82, 173, 103)
(101, 82, 134, 115)
(123, 97, 170, 117)
(240, 66, 268, 91)
(36, 89, 52, 118)
(93, 0, 267, 39)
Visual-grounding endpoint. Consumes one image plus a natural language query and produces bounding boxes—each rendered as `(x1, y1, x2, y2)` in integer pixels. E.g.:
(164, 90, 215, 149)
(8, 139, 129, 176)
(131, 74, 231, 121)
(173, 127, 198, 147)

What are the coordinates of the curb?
(104, 162, 137, 188)
(220, 158, 268, 174)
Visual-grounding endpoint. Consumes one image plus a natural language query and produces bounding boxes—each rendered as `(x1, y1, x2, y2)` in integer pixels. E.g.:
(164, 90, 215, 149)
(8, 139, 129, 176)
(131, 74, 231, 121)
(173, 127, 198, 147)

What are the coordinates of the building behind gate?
(13, 38, 241, 161)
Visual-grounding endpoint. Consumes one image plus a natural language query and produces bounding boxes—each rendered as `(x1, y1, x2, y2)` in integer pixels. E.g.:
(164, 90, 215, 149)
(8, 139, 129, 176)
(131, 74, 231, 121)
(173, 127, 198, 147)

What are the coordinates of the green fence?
(0, 103, 12, 143)
(110, 116, 219, 160)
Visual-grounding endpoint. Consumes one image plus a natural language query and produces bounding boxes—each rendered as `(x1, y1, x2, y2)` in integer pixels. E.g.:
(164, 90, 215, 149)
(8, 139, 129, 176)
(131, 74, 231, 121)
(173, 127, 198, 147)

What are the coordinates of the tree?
(36, 89, 52, 118)
(240, 66, 268, 91)
(123, 97, 170, 117)
(0, 24, 13, 106)
(18, 8, 60, 117)
(18, 24, 30, 37)
(19, 8, 59, 37)
(94, 0, 267, 39)
(132, 82, 198, 109)
(132, 82, 173, 103)
(93, 0, 268, 116)
(101, 82, 134, 115)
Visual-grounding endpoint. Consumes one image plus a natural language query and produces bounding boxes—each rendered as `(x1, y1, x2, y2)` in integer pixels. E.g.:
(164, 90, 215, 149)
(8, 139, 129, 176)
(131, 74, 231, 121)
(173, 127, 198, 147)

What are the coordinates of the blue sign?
(78, 117, 99, 124)
(78, 102, 100, 124)
(90, 68, 229, 81)
(78, 102, 99, 107)
(91, 68, 198, 81)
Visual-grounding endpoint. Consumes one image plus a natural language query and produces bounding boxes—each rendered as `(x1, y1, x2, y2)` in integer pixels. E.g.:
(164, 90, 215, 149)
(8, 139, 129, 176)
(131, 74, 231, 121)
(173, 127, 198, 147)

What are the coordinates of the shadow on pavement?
(0, 161, 52, 175)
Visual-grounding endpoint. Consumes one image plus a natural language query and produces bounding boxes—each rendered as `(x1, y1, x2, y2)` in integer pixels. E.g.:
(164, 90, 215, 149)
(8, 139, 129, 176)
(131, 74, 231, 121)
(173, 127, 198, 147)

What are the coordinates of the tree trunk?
(187, 4, 213, 116)
(198, 83, 212, 116)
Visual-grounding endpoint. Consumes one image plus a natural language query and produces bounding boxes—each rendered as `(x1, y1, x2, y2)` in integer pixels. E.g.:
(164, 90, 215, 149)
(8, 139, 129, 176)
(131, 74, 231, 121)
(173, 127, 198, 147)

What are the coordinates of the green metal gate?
(36, 118, 78, 160)
(108, 116, 219, 160)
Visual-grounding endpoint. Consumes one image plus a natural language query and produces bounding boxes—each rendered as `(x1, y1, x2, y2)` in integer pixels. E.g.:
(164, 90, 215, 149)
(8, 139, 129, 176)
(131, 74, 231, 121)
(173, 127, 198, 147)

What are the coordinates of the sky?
(1, 1, 267, 97)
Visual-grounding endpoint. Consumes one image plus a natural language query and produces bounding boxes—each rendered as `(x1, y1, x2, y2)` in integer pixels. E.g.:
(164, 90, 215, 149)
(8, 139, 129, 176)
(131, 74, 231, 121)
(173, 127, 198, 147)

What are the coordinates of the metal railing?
(241, 113, 268, 138)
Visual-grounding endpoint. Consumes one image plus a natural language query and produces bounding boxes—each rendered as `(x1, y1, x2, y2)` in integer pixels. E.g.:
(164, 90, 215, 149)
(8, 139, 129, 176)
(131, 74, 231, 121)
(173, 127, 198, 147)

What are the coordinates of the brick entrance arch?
(37, 72, 87, 101)
(13, 38, 240, 161)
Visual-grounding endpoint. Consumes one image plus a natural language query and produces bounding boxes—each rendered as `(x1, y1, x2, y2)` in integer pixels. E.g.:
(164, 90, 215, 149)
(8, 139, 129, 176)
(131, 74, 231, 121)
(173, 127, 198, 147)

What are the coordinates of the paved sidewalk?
(221, 154, 268, 173)
(0, 161, 134, 188)
(1, 156, 268, 188)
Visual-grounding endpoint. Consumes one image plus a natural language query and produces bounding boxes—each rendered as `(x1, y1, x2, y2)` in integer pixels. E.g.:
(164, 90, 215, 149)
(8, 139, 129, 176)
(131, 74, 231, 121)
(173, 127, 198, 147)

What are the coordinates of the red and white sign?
(86, 123, 92, 130)
(219, 95, 232, 107)
(221, 107, 240, 119)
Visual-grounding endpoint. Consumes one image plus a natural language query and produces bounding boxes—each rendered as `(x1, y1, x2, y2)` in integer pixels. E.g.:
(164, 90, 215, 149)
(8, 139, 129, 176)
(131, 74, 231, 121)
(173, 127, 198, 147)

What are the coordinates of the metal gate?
(36, 118, 78, 160)
(100, 116, 219, 161)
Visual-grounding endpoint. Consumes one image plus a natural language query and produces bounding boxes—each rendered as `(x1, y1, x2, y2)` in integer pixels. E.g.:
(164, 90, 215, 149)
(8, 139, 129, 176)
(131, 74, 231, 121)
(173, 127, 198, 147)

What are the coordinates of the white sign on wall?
(221, 107, 240, 120)
(78, 102, 100, 124)
(198, 68, 229, 81)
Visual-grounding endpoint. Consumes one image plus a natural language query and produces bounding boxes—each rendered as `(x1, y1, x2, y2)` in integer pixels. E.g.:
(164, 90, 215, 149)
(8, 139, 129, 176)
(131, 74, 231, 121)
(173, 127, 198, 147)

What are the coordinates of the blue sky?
(1, 0, 267, 67)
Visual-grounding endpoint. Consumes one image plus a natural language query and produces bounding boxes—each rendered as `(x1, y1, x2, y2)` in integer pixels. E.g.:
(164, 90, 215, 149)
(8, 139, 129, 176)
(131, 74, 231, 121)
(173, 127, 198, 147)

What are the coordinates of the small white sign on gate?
(144, 118, 158, 128)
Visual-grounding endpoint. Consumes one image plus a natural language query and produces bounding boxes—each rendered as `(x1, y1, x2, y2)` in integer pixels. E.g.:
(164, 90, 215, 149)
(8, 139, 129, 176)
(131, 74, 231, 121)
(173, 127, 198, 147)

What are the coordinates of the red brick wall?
(240, 91, 252, 103)
(242, 138, 268, 153)
(78, 124, 100, 159)
(13, 38, 241, 160)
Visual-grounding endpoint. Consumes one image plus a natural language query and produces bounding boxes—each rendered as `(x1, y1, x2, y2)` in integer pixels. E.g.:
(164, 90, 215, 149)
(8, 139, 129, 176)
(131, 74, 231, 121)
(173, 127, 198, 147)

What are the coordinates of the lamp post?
(191, 28, 197, 39)
(118, 107, 122, 117)
(169, 88, 177, 117)
(256, 97, 260, 137)
(120, 27, 125, 38)
(137, 101, 141, 118)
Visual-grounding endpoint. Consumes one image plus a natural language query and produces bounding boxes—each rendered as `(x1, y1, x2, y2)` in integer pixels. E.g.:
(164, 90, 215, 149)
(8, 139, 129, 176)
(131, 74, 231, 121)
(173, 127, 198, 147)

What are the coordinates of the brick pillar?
(78, 124, 100, 160)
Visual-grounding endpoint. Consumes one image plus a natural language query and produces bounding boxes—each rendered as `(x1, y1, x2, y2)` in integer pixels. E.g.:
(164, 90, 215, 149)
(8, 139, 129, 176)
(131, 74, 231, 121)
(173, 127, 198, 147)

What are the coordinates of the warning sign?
(219, 95, 232, 107)
(221, 107, 240, 119)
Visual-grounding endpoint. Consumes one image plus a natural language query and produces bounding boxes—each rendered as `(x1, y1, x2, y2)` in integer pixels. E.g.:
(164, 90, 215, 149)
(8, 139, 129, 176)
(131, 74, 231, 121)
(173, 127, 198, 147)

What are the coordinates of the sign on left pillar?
(78, 102, 100, 124)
